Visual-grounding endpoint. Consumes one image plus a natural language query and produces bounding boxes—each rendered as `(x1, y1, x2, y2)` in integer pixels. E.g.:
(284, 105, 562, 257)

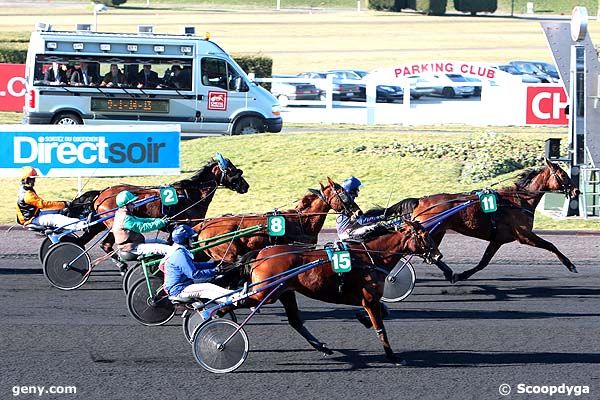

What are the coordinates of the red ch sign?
(0, 63, 26, 112)
(526, 85, 568, 125)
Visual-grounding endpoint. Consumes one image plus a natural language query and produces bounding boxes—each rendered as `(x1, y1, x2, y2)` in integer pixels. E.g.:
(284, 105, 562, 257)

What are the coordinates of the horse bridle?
(317, 185, 356, 215)
(405, 223, 440, 264)
(216, 161, 245, 191)
(548, 166, 572, 197)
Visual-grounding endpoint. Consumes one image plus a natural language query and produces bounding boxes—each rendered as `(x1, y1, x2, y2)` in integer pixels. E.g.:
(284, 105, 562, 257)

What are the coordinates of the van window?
(201, 57, 245, 92)
(32, 55, 193, 90)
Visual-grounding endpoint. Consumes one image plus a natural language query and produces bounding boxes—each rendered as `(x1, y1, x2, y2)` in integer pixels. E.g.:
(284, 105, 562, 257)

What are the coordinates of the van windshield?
(32, 54, 193, 90)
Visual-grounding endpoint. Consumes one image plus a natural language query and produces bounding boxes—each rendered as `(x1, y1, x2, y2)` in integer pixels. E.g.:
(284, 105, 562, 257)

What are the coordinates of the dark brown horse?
(239, 219, 444, 365)
(76, 155, 249, 265)
(194, 177, 360, 263)
(382, 158, 580, 282)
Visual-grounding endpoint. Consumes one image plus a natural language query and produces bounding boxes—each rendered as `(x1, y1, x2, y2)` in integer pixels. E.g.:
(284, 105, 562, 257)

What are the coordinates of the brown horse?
(78, 155, 249, 265)
(194, 177, 360, 263)
(382, 158, 580, 282)
(239, 219, 444, 365)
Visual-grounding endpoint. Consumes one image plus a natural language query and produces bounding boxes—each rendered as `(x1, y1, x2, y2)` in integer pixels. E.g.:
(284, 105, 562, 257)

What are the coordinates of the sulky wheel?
(127, 276, 174, 326)
(38, 234, 79, 265)
(183, 306, 237, 343)
(381, 257, 416, 303)
(192, 319, 249, 374)
(122, 263, 143, 294)
(43, 242, 90, 290)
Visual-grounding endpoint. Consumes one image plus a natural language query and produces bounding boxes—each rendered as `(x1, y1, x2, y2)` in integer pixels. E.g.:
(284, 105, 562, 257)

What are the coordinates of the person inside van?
(101, 64, 126, 87)
(70, 62, 98, 86)
(136, 64, 159, 88)
(168, 65, 192, 90)
(43, 62, 67, 85)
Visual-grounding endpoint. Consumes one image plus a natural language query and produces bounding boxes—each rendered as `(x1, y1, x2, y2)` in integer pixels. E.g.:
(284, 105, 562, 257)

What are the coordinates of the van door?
(199, 57, 248, 133)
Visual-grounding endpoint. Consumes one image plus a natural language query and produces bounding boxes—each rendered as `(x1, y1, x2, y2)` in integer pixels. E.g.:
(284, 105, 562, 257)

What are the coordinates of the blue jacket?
(163, 244, 217, 296)
(336, 212, 384, 236)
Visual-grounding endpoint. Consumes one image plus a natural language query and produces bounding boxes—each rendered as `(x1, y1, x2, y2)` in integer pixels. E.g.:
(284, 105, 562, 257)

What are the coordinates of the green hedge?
(454, 0, 496, 13)
(0, 47, 27, 64)
(233, 54, 273, 90)
(415, 0, 447, 15)
(367, 0, 399, 10)
(92, 0, 128, 6)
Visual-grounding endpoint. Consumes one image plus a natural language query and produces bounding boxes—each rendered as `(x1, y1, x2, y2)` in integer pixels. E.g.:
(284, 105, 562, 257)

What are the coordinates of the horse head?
(309, 177, 360, 215)
(544, 158, 580, 199)
(400, 218, 442, 264)
(212, 153, 249, 194)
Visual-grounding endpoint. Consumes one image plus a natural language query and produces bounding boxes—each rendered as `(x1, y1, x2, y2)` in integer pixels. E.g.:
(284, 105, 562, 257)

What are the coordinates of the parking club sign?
(0, 125, 180, 177)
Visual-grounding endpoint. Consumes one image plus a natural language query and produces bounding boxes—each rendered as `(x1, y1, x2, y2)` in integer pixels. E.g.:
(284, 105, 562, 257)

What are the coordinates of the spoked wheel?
(43, 242, 90, 290)
(38, 234, 79, 264)
(127, 276, 174, 326)
(122, 263, 143, 294)
(183, 306, 237, 343)
(192, 319, 249, 374)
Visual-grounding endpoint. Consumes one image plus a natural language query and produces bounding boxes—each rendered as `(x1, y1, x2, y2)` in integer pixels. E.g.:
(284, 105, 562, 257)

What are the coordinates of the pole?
(357, 0, 361, 12)
(276, 0, 280, 11)
(511, 0, 514, 17)
(94, 9, 98, 31)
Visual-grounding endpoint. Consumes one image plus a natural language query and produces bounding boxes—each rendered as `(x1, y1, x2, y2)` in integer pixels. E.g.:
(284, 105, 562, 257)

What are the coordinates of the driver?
(335, 176, 385, 240)
(163, 225, 239, 303)
(16, 166, 88, 231)
(111, 190, 172, 263)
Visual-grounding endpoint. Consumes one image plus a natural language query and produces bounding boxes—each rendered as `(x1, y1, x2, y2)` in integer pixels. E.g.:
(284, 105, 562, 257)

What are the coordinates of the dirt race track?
(0, 229, 599, 399)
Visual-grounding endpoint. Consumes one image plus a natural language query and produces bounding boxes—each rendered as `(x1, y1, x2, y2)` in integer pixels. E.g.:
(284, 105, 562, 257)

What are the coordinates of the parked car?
(327, 70, 404, 103)
(270, 74, 320, 106)
(407, 75, 435, 99)
(296, 71, 361, 101)
(464, 76, 482, 96)
(494, 64, 541, 83)
(429, 74, 475, 98)
(509, 61, 556, 83)
(518, 60, 560, 81)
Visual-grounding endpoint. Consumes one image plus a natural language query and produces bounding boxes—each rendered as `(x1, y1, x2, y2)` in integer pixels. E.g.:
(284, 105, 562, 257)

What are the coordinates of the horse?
(237, 219, 445, 365)
(193, 177, 360, 263)
(74, 154, 249, 267)
(381, 158, 580, 282)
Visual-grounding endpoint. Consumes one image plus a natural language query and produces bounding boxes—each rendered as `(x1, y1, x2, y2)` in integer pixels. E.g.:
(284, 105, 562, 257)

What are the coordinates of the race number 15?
(331, 251, 352, 273)
(267, 215, 286, 237)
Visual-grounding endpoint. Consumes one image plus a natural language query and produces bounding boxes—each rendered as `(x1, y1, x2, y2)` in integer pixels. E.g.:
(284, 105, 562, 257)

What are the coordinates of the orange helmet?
(20, 166, 38, 181)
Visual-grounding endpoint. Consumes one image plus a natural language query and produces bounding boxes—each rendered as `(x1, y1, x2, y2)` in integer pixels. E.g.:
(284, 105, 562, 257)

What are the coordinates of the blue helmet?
(341, 176, 362, 193)
(172, 225, 196, 245)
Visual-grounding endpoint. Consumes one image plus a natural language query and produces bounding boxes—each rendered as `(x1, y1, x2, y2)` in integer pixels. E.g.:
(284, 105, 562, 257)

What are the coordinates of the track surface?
(0, 229, 599, 399)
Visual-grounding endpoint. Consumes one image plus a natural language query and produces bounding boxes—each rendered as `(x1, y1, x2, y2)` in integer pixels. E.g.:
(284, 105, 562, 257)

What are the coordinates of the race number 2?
(331, 251, 352, 273)
(479, 192, 498, 213)
(160, 186, 178, 206)
(267, 215, 286, 237)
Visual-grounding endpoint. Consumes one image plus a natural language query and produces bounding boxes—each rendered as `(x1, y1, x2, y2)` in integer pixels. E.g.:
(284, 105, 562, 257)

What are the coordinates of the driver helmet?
(20, 166, 38, 182)
(341, 176, 362, 197)
(116, 190, 138, 208)
(172, 224, 197, 245)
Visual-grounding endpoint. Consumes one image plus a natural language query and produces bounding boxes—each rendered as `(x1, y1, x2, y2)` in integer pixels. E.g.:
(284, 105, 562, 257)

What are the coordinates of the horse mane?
(294, 190, 319, 211)
(369, 198, 419, 218)
(513, 166, 545, 189)
(172, 159, 217, 188)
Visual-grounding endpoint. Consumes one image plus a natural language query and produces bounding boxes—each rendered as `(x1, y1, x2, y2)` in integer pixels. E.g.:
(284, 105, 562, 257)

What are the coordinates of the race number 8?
(332, 251, 352, 273)
(268, 215, 286, 237)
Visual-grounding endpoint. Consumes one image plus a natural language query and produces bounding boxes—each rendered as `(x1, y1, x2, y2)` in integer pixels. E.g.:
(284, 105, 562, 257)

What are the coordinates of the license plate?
(347, 93, 354, 97)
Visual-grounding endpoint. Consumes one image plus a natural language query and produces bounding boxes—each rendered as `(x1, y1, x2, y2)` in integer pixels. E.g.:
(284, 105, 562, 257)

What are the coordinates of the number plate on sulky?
(479, 192, 498, 213)
(331, 250, 352, 273)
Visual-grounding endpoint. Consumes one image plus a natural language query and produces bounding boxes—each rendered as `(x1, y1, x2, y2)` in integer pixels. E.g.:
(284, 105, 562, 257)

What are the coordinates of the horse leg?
(454, 241, 502, 282)
(515, 230, 577, 273)
(435, 260, 457, 283)
(362, 298, 404, 365)
(279, 291, 333, 356)
(100, 233, 127, 273)
(356, 302, 389, 329)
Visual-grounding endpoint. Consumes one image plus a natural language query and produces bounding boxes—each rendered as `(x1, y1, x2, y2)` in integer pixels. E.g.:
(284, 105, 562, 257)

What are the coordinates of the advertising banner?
(0, 63, 26, 112)
(526, 85, 568, 125)
(0, 124, 180, 177)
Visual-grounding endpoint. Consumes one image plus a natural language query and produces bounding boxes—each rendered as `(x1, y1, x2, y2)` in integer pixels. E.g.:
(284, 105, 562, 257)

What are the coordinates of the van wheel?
(442, 87, 455, 98)
(232, 117, 264, 135)
(52, 112, 82, 125)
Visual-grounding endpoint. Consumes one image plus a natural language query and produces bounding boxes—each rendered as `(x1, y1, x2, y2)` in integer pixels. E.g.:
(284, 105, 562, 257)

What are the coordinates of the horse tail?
(385, 197, 419, 218)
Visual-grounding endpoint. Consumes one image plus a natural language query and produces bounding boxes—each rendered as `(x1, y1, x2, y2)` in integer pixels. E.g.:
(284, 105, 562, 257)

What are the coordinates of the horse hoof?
(388, 357, 407, 366)
(570, 266, 578, 273)
(451, 273, 460, 284)
(321, 347, 334, 356)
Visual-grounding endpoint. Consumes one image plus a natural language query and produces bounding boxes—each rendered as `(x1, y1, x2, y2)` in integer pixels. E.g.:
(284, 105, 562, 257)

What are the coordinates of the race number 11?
(331, 251, 352, 273)
(267, 215, 286, 236)
(480, 193, 498, 213)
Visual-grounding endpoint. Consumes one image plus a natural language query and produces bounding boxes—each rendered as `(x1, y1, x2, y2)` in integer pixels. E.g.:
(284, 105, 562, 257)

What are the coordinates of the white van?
(23, 25, 282, 136)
